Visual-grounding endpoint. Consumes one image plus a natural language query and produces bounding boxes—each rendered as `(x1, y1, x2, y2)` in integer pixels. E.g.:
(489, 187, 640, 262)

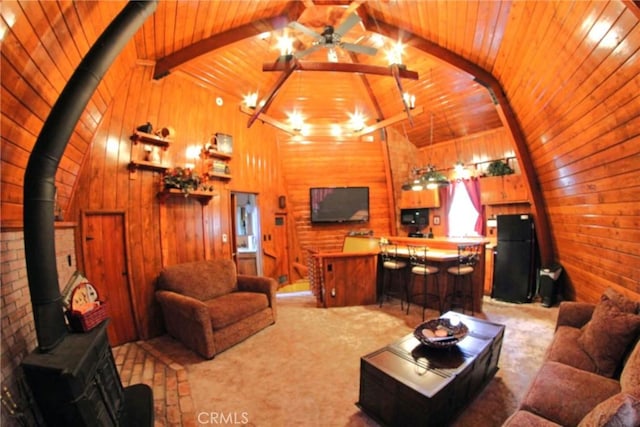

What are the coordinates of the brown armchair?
(156, 259, 277, 359)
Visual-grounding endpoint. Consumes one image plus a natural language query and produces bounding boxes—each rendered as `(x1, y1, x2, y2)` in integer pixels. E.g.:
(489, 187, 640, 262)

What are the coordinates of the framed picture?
(215, 133, 233, 154)
(433, 215, 441, 225)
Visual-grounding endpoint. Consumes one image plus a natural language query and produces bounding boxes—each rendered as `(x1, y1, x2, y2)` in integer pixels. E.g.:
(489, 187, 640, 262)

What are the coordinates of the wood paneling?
(66, 65, 285, 339)
(278, 135, 393, 258)
(1, 1, 639, 344)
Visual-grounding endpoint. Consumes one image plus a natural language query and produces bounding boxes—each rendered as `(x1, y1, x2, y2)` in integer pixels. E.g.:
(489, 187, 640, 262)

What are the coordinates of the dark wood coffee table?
(357, 312, 505, 427)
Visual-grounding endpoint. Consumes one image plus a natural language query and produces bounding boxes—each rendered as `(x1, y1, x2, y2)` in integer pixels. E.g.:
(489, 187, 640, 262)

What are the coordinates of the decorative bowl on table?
(414, 317, 469, 348)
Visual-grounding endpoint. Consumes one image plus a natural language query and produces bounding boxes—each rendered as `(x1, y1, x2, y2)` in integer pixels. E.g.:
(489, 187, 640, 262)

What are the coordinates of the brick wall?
(0, 225, 77, 425)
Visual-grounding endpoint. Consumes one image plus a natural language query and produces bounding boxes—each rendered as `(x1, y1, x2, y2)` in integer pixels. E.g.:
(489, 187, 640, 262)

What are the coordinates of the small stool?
(408, 246, 441, 320)
(445, 244, 481, 315)
(379, 244, 409, 311)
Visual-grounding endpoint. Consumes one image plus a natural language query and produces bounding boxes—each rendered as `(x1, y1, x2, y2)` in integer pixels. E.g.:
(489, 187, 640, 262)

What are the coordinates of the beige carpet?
(146, 293, 558, 427)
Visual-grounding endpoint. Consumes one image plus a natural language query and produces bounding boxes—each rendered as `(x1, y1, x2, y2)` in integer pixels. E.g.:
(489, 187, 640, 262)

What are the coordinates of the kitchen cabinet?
(480, 175, 528, 205)
(399, 189, 440, 208)
(484, 244, 496, 295)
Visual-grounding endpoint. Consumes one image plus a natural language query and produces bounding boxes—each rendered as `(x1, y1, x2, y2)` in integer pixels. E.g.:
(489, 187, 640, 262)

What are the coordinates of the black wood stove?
(22, 322, 152, 426)
(19, 2, 157, 426)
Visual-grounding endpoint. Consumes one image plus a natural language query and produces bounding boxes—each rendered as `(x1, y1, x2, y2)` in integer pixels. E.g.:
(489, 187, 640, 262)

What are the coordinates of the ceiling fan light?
(327, 48, 338, 63)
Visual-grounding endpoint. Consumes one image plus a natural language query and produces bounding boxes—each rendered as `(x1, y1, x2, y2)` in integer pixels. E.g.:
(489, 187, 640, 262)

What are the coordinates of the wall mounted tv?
(310, 187, 370, 224)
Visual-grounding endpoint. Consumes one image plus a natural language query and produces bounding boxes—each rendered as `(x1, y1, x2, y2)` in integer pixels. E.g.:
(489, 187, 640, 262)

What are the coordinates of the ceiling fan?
(288, 13, 377, 59)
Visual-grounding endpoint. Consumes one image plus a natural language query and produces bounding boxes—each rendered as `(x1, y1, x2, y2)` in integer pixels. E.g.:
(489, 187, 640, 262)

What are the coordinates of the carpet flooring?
(144, 293, 558, 426)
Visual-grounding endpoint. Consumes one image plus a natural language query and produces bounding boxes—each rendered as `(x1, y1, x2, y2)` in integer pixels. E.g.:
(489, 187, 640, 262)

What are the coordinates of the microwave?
(400, 208, 429, 226)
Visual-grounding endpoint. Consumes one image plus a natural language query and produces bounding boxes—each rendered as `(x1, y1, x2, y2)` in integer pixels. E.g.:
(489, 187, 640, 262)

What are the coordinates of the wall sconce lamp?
(288, 111, 305, 131)
(243, 92, 258, 109)
(403, 92, 416, 110)
(276, 35, 294, 59)
(348, 110, 366, 132)
(386, 42, 405, 66)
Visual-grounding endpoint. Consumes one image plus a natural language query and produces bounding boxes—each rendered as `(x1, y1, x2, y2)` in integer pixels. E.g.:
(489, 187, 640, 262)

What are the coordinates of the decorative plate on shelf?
(414, 317, 469, 348)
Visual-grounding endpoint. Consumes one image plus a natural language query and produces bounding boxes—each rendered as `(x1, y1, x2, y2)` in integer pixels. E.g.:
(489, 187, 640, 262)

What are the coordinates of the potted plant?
(486, 160, 514, 176)
(163, 167, 201, 194)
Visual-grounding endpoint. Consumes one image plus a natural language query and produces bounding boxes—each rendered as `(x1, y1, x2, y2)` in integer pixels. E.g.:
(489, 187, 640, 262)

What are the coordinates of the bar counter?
(382, 236, 489, 314)
(310, 236, 489, 313)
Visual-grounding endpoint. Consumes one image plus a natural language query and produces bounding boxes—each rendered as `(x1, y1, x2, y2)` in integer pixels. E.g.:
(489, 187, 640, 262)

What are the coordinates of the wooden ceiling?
(132, 0, 507, 147)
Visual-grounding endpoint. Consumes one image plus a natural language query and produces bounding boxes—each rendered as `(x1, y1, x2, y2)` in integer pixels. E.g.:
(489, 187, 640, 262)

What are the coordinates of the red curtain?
(460, 177, 483, 235)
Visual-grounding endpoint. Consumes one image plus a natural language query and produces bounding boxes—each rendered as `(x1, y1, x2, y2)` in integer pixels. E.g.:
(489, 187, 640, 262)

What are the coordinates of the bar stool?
(445, 244, 481, 315)
(408, 246, 441, 320)
(379, 243, 409, 311)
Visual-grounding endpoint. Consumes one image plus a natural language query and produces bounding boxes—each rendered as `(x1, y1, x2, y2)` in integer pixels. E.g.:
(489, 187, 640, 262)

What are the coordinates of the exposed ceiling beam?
(361, 12, 555, 266)
(622, 0, 640, 20)
(240, 105, 422, 139)
(390, 64, 414, 127)
(153, 1, 305, 79)
(240, 106, 296, 135)
(262, 60, 419, 79)
(353, 106, 423, 137)
(347, 51, 384, 121)
(248, 57, 300, 128)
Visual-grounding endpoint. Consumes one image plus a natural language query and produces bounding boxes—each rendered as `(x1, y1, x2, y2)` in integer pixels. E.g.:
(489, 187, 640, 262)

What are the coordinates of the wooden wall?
(278, 133, 393, 258)
(491, 1, 640, 302)
(1, 1, 131, 221)
(1, 1, 639, 345)
(67, 64, 284, 339)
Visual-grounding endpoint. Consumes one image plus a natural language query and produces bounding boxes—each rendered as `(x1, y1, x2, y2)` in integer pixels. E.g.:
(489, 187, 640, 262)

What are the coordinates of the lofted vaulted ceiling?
(132, 0, 509, 146)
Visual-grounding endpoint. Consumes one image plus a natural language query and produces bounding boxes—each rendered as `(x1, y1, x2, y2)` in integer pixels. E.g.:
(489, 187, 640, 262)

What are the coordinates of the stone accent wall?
(0, 225, 77, 425)
(385, 127, 421, 230)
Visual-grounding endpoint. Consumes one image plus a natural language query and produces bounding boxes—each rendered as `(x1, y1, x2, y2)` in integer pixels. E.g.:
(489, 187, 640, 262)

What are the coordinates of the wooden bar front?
(316, 251, 379, 308)
(310, 236, 487, 312)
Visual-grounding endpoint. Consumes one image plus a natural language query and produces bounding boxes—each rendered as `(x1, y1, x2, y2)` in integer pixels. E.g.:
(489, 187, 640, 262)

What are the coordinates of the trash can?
(539, 264, 563, 307)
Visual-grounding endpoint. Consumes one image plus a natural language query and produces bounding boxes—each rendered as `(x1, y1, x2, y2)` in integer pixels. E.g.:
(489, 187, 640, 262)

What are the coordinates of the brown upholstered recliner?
(156, 259, 277, 359)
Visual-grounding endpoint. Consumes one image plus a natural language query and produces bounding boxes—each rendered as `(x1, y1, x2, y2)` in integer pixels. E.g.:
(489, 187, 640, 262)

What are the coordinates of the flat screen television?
(310, 187, 369, 223)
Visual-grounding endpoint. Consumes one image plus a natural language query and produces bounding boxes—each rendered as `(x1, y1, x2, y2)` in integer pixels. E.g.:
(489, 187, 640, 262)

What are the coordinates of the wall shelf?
(206, 172, 232, 181)
(202, 149, 232, 180)
(157, 188, 216, 205)
(203, 149, 231, 160)
(128, 160, 169, 173)
(130, 130, 170, 149)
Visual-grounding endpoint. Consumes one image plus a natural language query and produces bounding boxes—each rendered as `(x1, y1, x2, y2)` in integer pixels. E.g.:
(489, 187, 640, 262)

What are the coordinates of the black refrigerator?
(492, 214, 537, 303)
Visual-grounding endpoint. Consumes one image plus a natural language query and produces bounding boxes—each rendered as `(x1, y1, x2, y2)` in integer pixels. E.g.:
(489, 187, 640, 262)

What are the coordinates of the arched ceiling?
(132, 0, 509, 146)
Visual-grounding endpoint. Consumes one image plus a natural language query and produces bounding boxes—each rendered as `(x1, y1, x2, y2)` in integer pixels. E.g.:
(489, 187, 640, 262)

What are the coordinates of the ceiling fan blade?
(341, 42, 377, 56)
(288, 21, 322, 40)
(294, 44, 322, 59)
(334, 13, 361, 37)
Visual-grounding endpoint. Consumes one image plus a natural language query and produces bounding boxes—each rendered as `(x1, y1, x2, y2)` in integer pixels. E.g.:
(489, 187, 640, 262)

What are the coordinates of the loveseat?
(156, 259, 277, 359)
(503, 288, 640, 426)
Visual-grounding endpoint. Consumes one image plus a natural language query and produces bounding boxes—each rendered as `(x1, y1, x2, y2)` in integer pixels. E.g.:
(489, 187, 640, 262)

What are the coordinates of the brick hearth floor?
(113, 341, 195, 427)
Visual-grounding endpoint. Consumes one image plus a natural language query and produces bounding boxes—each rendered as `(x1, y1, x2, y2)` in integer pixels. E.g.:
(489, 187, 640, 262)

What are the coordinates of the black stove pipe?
(23, 0, 157, 352)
